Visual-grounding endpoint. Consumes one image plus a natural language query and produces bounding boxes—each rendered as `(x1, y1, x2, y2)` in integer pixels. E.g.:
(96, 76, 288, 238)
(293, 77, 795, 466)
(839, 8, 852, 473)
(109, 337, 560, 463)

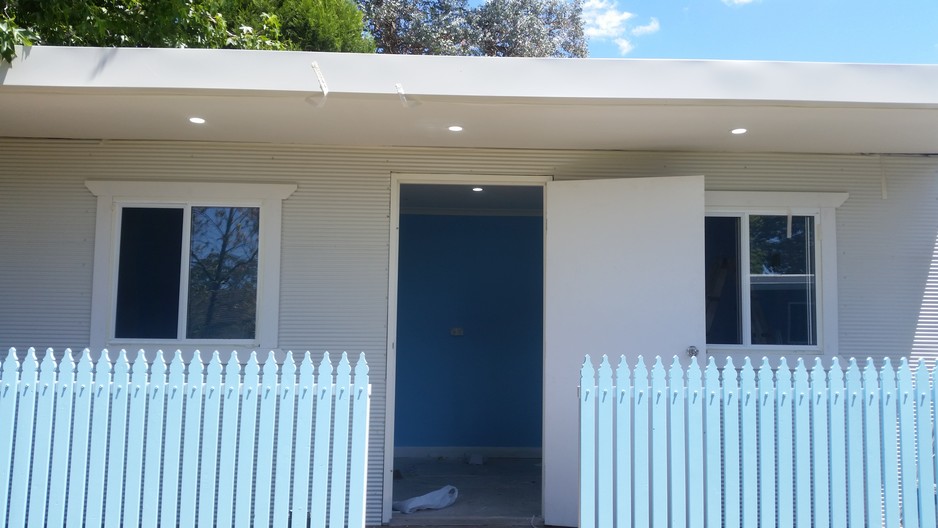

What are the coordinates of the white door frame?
(384, 172, 552, 522)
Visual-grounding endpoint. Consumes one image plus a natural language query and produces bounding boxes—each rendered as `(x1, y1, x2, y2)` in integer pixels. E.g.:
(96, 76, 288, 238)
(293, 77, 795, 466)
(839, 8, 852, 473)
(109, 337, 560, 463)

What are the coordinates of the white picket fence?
(579, 354, 938, 528)
(0, 347, 371, 528)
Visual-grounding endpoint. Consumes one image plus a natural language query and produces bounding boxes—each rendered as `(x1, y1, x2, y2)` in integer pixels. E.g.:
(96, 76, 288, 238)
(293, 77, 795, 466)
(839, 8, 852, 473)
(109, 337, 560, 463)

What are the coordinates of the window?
(706, 213, 816, 346)
(115, 206, 259, 340)
(705, 191, 847, 353)
(86, 181, 296, 348)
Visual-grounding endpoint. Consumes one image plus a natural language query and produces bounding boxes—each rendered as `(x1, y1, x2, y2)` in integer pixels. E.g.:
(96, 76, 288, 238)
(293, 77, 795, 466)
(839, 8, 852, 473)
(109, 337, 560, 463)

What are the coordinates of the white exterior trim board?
(85, 180, 296, 350)
(704, 190, 846, 363)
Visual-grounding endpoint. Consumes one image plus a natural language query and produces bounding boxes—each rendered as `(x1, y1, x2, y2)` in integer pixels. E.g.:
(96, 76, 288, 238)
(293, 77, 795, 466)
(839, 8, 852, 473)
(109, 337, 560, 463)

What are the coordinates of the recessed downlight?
(189, 117, 206, 124)
(472, 187, 483, 192)
(731, 128, 748, 135)
(448, 125, 464, 132)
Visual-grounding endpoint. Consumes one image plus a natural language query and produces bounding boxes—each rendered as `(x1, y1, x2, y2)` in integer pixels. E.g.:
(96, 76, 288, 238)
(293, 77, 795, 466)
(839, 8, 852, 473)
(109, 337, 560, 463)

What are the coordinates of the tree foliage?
(471, 0, 585, 58)
(362, 0, 587, 58)
(0, 0, 374, 63)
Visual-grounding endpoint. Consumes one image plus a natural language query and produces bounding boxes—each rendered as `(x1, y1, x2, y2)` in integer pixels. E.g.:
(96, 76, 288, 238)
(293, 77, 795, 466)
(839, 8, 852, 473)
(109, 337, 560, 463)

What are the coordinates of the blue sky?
(583, 0, 938, 63)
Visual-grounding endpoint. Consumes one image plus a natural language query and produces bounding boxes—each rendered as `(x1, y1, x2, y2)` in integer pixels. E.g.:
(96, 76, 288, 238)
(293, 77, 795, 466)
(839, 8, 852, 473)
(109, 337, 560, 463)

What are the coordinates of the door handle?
(686, 345, 699, 357)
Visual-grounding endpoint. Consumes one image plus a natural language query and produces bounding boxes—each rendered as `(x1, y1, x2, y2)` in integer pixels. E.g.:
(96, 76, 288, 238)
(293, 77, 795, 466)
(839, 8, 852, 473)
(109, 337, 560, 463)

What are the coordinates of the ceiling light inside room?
(731, 128, 748, 135)
(189, 117, 206, 124)
(448, 125, 463, 132)
(472, 187, 483, 192)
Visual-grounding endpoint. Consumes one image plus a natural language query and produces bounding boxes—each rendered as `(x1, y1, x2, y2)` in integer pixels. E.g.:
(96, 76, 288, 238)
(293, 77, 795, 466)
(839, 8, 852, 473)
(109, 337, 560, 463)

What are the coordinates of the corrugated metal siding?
(2, 139, 938, 522)
(0, 143, 96, 350)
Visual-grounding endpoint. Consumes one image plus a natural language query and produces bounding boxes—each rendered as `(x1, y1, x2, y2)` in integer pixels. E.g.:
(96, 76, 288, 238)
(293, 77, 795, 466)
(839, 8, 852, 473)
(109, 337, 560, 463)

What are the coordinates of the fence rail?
(579, 354, 938, 528)
(0, 347, 370, 528)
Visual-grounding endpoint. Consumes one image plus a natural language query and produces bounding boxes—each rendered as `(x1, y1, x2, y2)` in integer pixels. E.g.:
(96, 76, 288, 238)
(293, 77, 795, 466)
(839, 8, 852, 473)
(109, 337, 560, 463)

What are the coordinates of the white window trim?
(705, 191, 848, 358)
(86, 181, 296, 350)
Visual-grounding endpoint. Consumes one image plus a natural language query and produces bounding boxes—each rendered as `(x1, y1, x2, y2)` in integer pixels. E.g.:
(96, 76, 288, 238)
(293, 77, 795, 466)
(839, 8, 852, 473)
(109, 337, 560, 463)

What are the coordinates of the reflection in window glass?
(749, 215, 816, 345)
(186, 207, 260, 339)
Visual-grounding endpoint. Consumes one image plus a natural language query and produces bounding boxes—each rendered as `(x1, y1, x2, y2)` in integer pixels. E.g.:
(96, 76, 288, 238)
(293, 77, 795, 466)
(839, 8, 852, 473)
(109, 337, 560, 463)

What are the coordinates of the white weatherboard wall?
(2, 138, 938, 523)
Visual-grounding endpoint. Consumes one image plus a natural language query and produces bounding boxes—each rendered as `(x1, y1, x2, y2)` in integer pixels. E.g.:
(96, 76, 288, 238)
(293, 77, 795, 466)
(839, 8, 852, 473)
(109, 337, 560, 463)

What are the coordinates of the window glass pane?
(749, 215, 816, 345)
(186, 207, 259, 339)
(705, 217, 742, 344)
(115, 208, 183, 339)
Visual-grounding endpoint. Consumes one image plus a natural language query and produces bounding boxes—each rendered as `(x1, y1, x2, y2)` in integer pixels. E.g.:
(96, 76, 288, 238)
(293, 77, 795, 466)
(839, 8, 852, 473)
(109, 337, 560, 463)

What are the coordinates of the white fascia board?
(4, 46, 938, 108)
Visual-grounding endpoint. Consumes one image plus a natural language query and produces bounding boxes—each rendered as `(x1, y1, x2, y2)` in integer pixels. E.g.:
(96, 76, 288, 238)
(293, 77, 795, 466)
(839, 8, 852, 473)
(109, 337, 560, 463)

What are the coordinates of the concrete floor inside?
(389, 457, 543, 527)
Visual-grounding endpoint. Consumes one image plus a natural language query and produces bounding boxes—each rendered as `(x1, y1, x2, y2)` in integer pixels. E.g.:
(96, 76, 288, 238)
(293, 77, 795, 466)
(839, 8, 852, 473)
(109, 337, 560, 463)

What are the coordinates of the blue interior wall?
(395, 214, 543, 448)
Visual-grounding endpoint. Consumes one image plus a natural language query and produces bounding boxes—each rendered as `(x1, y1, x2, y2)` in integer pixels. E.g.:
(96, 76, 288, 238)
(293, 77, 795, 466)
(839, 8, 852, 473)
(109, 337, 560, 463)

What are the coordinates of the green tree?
(279, 0, 374, 52)
(0, 0, 374, 64)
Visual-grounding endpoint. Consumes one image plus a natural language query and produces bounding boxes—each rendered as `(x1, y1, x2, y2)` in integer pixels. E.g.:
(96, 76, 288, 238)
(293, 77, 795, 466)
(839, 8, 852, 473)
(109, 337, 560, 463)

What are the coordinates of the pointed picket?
(0, 349, 20, 527)
(651, 357, 668, 528)
(216, 352, 243, 527)
(669, 356, 687, 528)
(880, 358, 900, 528)
(722, 357, 740, 528)
(159, 351, 186, 527)
(26, 349, 57, 527)
(776, 358, 794, 528)
(828, 358, 847, 528)
(47, 349, 77, 527)
(198, 351, 224, 528)
(738, 358, 757, 528)
(897, 358, 919, 528)
(793, 359, 811, 528)
(235, 352, 261, 525)
(615, 356, 633, 528)
(811, 357, 830, 528)
(311, 353, 335, 528)
(933, 364, 938, 528)
(87, 351, 112, 528)
(685, 357, 703, 528)
(179, 352, 205, 526)
(254, 352, 279, 528)
(347, 353, 371, 528)
(703, 357, 722, 528)
(633, 357, 650, 528)
(8, 347, 38, 528)
(273, 353, 298, 528)
(757, 358, 776, 528)
(123, 350, 150, 528)
(845, 359, 865, 528)
(594, 356, 613, 528)
(863, 358, 884, 526)
(142, 351, 168, 528)
(914, 360, 937, 527)
(292, 352, 316, 527)
(579, 355, 597, 528)
(66, 349, 94, 528)
(105, 349, 131, 528)
(329, 353, 355, 528)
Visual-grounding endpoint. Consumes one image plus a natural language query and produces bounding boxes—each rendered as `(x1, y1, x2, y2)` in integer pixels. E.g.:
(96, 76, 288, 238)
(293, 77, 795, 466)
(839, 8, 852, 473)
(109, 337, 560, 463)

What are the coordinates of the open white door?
(543, 175, 706, 527)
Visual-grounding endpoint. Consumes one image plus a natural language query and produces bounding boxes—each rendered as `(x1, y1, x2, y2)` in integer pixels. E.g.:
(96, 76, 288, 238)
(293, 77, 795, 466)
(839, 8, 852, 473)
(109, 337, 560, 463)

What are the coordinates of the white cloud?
(614, 38, 634, 55)
(722, 0, 757, 5)
(583, 0, 634, 38)
(630, 17, 660, 36)
(583, 0, 659, 56)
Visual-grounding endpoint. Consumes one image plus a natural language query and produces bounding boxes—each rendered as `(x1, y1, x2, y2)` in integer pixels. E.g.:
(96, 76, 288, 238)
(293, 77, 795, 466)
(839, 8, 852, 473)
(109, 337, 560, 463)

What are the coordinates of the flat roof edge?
(3, 46, 938, 106)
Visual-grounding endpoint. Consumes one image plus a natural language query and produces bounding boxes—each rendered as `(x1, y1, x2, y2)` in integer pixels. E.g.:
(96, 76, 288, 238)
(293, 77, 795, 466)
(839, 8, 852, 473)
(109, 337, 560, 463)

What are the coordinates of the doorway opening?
(391, 182, 544, 525)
